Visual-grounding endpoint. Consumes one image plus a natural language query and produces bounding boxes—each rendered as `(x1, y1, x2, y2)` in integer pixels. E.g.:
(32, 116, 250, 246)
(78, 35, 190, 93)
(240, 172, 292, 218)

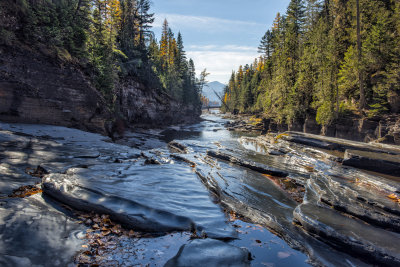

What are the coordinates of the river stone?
(42, 163, 237, 239)
(294, 203, 400, 266)
(342, 149, 400, 177)
(168, 141, 189, 153)
(206, 150, 288, 177)
(164, 239, 251, 267)
(0, 194, 85, 267)
(307, 176, 400, 232)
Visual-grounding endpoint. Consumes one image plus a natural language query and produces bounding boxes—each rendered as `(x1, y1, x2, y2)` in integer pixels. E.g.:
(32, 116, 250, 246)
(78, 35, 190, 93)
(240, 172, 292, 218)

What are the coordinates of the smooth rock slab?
(0, 194, 86, 267)
(294, 203, 400, 266)
(0, 163, 41, 197)
(43, 163, 236, 239)
(283, 131, 400, 155)
(343, 149, 400, 177)
(43, 175, 195, 233)
(164, 239, 251, 267)
(207, 150, 288, 177)
(309, 174, 400, 232)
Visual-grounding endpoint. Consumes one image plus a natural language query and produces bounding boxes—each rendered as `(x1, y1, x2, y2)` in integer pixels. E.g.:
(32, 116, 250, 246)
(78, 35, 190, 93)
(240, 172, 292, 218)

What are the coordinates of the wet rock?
(308, 176, 400, 232)
(170, 154, 196, 166)
(224, 116, 264, 133)
(0, 163, 42, 197)
(140, 151, 162, 165)
(42, 163, 237, 239)
(206, 150, 288, 177)
(239, 136, 290, 156)
(0, 195, 86, 267)
(168, 141, 189, 154)
(26, 165, 49, 178)
(42, 174, 194, 233)
(282, 132, 400, 155)
(282, 133, 346, 151)
(267, 149, 286, 156)
(194, 154, 370, 267)
(293, 203, 400, 266)
(144, 158, 161, 165)
(342, 149, 400, 177)
(73, 151, 100, 159)
(164, 239, 251, 267)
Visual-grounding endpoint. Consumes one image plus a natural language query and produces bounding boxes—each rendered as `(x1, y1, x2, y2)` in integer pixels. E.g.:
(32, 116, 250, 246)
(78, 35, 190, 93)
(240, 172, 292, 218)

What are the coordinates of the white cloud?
(187, 45, 260, 83)
(152, 13, 264, 83)
(187, 44, 256, 52)
(153, 13, 264, 33)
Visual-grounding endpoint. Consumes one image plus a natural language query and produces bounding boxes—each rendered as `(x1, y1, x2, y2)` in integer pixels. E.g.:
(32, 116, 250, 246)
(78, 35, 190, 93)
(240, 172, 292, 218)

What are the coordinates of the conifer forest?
(222, 0, 400, 126)
(0, 1, 400, 267)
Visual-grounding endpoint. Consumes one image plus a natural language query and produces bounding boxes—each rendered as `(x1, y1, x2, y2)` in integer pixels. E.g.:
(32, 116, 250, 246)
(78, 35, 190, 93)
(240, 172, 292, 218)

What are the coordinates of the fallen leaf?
(128, 230, 135, 237)
(82, 250, 91, 256)
(101, 230, 111, 236)
(387, 194, 400, 203)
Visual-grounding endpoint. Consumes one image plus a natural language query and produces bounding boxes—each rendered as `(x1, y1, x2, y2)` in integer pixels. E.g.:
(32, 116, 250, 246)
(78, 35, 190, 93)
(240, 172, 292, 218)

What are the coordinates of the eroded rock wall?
(118, 80, 200, 127)
(0, 45, 200, 134)
(0, 45, 111, 133)
(271, 115, 400, 145)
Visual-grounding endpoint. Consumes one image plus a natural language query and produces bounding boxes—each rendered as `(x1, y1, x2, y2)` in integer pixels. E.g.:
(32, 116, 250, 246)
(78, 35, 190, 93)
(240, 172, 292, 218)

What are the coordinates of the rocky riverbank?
(0, 45, 200, 136)
(1, 112, 400, 266)
(224, 113, 400, 145)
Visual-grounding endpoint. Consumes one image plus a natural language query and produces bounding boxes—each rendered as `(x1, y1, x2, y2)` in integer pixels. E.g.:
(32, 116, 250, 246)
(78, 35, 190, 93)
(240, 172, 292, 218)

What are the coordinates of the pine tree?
(258, 30, 274, 58)
(160, 19, 169, 70)
(1, 0, 202, 110)
(137, 0, 154, 50)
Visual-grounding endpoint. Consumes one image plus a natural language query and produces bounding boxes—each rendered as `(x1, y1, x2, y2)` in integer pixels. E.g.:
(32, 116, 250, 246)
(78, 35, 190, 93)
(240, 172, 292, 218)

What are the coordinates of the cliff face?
(0, 45, 200, 134)
(0, 45, 111, 133)
(118, 80, 200, 127)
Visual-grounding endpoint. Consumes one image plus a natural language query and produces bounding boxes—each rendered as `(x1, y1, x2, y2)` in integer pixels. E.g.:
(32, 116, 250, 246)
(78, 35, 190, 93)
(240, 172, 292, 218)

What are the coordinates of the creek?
(0, 110, 399, 266)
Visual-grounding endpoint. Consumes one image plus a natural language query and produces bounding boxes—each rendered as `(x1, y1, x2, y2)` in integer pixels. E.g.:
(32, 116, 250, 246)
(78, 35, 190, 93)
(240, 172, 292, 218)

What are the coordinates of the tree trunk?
(356, 0, 365, 110)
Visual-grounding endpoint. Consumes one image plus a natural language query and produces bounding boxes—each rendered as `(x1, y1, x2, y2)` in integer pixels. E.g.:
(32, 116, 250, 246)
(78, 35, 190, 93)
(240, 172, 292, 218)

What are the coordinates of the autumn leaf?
(387, 194, 400, 203)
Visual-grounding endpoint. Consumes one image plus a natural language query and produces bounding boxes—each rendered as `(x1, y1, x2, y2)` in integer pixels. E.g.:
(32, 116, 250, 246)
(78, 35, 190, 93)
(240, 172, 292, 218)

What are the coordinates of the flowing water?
(1, 110, 399, 266)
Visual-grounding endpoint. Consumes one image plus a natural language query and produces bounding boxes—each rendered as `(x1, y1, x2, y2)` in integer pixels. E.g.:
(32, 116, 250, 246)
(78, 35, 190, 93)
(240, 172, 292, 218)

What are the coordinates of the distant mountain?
(202, 81, 226, 103)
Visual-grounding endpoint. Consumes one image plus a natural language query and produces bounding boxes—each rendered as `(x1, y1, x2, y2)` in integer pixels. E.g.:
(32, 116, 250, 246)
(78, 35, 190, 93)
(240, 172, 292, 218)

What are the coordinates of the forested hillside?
(222, 0, 400, 126)
(0, 0, 201, 112)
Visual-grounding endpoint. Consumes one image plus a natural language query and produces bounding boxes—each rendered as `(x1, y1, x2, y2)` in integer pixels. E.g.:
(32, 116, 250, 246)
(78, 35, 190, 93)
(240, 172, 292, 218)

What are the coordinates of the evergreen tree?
(137, 0, 154, 50)
(223, 0, 399, 126)
(258, 30, 274, 58)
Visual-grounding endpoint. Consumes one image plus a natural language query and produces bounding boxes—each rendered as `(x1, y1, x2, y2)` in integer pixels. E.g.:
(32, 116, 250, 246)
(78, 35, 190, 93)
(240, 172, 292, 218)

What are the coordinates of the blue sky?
(151, 0, 291, 83)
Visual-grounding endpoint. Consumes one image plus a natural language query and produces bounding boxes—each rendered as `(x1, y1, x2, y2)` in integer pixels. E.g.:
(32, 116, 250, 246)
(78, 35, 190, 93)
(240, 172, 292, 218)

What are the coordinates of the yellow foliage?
(275, 133, 289, 141)
(56, 47, 72, 62)
(249, 117, 263, 125)
(387, 194, 400, 203)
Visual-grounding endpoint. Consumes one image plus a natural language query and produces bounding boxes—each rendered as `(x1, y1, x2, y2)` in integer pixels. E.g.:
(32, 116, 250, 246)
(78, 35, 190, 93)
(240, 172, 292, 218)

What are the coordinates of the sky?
(151, 0, 291, 84)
